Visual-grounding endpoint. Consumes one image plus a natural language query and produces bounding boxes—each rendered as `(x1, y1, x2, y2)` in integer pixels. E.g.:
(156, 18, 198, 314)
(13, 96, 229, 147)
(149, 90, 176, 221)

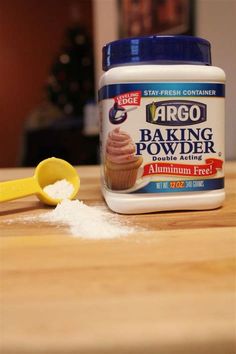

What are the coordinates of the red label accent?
(142, 158, 223, 177)
(114, 91, 141, 106)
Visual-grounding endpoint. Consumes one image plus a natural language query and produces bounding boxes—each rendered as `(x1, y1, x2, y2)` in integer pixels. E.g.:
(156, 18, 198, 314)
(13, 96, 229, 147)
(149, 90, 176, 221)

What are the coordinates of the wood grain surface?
(0, 163, 236, 354)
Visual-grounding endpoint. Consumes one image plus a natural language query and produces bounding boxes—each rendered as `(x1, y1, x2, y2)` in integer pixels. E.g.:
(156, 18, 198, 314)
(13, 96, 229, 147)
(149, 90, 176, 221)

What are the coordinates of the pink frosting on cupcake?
(106, 128, 139, 164)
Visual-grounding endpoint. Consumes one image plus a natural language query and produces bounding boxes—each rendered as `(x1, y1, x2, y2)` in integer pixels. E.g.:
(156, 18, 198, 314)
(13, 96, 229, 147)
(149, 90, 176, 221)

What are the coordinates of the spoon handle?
(0, 177, 39, 202)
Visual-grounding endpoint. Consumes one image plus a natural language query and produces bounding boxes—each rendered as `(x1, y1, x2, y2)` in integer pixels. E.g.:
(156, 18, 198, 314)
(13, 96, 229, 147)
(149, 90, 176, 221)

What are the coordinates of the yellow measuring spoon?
(0, 157, 80, 205)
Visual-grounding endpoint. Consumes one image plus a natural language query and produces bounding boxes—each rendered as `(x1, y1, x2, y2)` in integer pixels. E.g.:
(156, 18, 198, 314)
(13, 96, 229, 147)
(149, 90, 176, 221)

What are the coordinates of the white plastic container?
(99, 36, 225, 214)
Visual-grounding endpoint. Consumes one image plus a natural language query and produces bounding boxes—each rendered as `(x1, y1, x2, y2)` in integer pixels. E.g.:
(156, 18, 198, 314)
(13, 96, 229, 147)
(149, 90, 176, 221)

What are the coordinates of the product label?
(99, 83, 225, 194)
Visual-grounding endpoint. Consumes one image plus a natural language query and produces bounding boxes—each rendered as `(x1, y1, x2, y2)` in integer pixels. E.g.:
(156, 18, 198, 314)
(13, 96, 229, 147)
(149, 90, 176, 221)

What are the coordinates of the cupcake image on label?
(105, 127, 143, 190)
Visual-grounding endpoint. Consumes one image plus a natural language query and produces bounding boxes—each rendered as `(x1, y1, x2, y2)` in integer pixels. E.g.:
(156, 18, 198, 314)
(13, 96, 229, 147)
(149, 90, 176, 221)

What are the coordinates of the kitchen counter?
(1, 163, 236, 354)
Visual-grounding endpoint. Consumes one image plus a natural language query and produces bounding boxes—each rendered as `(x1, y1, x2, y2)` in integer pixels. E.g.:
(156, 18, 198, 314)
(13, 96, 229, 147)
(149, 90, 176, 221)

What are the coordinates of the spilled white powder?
(4, 180, 137, 239)
(43, 179, 74, 200)
(38, 199, 135, 239)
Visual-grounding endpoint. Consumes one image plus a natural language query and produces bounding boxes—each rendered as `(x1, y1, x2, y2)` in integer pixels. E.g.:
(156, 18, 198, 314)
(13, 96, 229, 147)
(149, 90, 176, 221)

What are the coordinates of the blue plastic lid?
(102, 35, 212, 71)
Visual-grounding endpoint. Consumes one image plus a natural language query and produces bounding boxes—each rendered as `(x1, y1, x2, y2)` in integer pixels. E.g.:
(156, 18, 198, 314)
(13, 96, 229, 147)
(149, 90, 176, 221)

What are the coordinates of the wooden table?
(1, 163, 236, 354)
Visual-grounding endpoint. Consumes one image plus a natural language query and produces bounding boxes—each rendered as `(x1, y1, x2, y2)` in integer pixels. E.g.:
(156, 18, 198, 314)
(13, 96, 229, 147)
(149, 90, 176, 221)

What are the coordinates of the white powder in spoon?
(38, 199, 135, 239)
(43, 179, 74, 200)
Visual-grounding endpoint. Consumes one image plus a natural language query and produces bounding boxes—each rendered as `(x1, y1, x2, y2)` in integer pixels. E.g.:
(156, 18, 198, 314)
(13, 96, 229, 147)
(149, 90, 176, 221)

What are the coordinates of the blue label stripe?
(131, 177, 224, 194)
(98, 83, 225, 101)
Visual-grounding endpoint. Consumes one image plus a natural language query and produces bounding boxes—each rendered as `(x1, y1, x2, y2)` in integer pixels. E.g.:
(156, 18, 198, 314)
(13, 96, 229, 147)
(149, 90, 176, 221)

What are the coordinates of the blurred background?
(0, 0, 235, 167)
